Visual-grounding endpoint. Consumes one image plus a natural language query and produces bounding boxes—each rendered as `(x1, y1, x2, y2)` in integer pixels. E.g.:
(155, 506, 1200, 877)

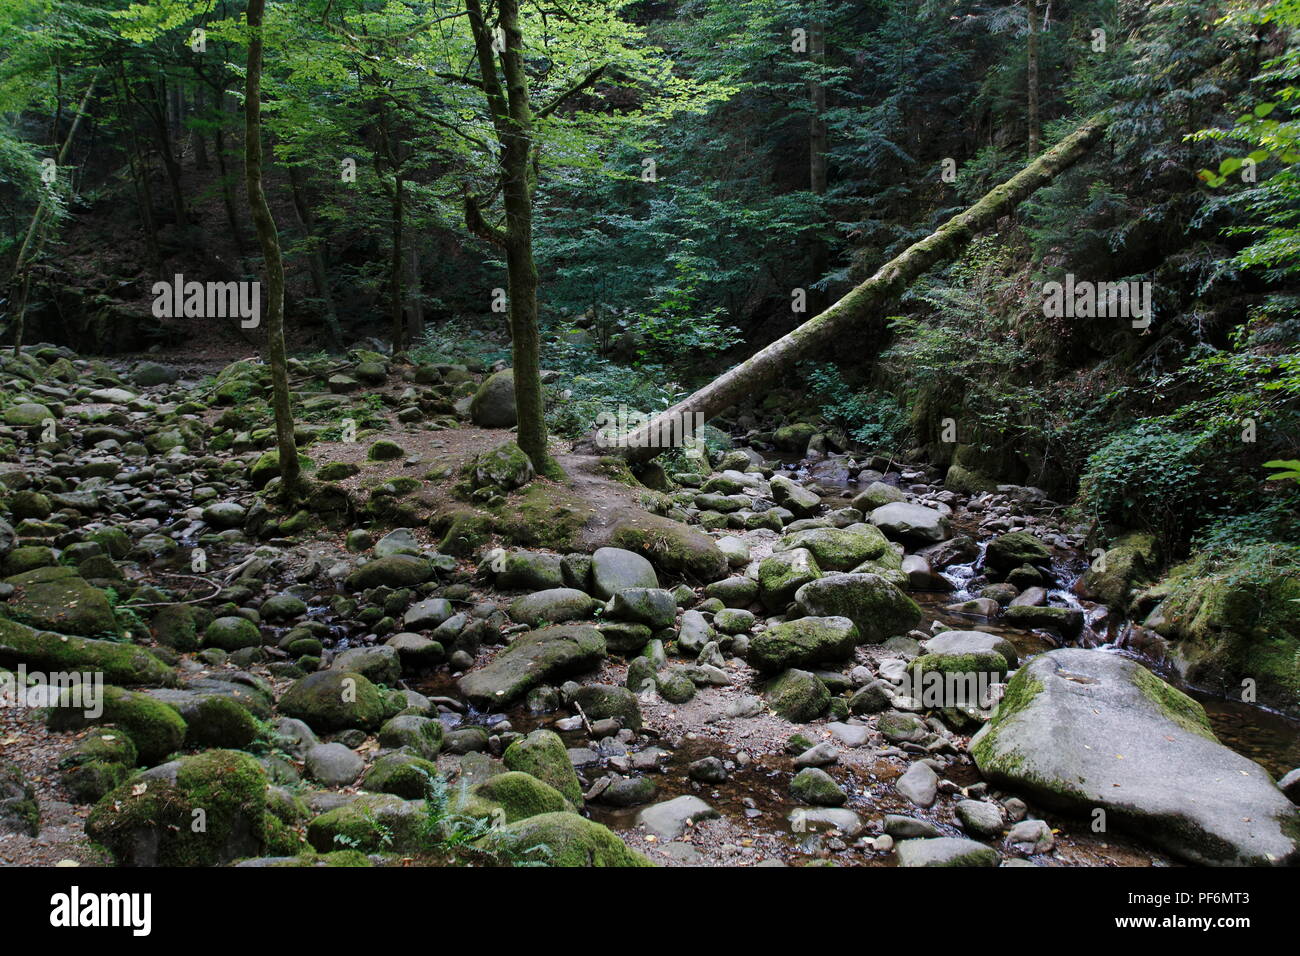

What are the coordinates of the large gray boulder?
(869, 502, 951, 544)
(924, 630, 1018, 668)
(591, 547, 658, 599)
(972, 648, 1300, 866)
(748, 616, 859, 673)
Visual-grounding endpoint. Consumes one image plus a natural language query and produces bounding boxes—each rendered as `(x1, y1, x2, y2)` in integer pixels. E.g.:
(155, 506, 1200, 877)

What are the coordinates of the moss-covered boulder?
(378, 714, 445, 759)
(203, 615, 262, 651)
(1146, 557, 1300, 713)
(765, 668, 830, 722)
(0, 618, 174, 686)
(775, 524, 895, 572)
(503, 729, 583, 804)
(277, 670, 397, 732)
(971, 648, 1300, 866)
(86, 749, 270, 865)
(1002, 604, 1084, 639)
(58, 728, 138, 803)
(306, 793, 428, 853)
(985, 531, 1051, 573)
(473, 439, 534, 492)
(458, 625, 605, 709)
(478, 811, 655, 867)
(1078, 531, 1157, 608)
(346, 555, 435, 590)
(469, 368, 518, 428)
(47, 685, 187, 765)
(361, 752, 441, 799)
(570, 683, 643, 731)
(607, 513, 728, 582)
(3, 565, 118, 637)
(757, 548, 822, 611)
(151, 604, 202, 651)
(748, 616, 859, 673)
(457, 771, 572, 825)
(795, 572, 922, 643)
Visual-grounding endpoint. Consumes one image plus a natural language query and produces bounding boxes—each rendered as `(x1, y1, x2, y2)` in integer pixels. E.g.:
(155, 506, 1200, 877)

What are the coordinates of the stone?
(509, 588, 597, 625)
(204, 616, 262, 651)
(277, 670, 397, 732)
(0, 618, 173, 687)
(636, 795, 719, 841)
(896, 761, 938, 807)
(765, 668, 829, 722)
(956, 799, 1004, 837)
(795, 573, 922, 643)
(972, 648, 1300, 866)
(775, 524, 896, 572)
(346, 555, 434, 590)
(3, 566, 117, 637)
(404, 597, 454, 629)
(869, 502, 951, 543)
(985, 531, 1051, 573)
(378, 715, 445, 759)
(493, 550, 564, 590)
(790, 767, 847, 806)
(895, 837, 998, 867)
(605, 588, 677, 629)
(469, 368, 518, 427)
(924, 629, 1018, 668)
(590, 546, 659, 599)
(757, 548, 822, 611)
(458, 626, 605, 709)
(748, 616, 859, 673)
(482, 811, 653, 866)
(305, 743, 364, 786)
(503, 729, 583, 804)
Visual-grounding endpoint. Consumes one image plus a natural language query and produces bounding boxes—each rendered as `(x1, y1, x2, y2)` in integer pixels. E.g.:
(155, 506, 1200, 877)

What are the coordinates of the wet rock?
(793, 742, 839, 768)
(770, 475, 821, 517)
(347, 555, 435, 590)
(605, 587, 676, 629)
(1002, 604, 1083, 639)
(689, 756, 728, 783)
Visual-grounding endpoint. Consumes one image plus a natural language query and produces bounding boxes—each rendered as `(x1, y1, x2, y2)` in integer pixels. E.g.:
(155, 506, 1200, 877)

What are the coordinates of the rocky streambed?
(1, 344, 1298, 868)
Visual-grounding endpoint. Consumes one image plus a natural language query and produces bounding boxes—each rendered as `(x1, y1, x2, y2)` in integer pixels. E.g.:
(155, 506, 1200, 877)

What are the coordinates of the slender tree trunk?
(288, 164, 342, 348)
(808, 17, 829, 313)
(150, 76, 188, 226)
(465, 0, 553, 473)
(1027, 0, 1040, 158)
(389, 171, 405, 352)
(10, 71, 100, 354)
(245, 0, 301, 496)
(616, 116, 1109, 462)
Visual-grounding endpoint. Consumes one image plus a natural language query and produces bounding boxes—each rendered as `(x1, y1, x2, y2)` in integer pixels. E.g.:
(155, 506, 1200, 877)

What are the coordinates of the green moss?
(86, 749, 269, 866)
(491, 481, 590, 550)
(1130, 665, 1217, 741)
(47, 685, 187, 765)
(458, 771, 572, 824)
(479, 811, 655, 867)
(0, 618, 175, 686)
(970, 672, 1044, 769)
(503, 730, 583, 804)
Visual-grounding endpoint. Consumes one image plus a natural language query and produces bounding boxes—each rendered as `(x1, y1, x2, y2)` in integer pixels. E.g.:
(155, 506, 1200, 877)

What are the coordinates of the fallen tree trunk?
(615, 115, 1109, 463)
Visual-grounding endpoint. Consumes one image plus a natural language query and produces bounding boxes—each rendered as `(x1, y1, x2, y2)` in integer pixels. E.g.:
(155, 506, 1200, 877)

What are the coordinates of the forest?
(0, 0, 1298, 878)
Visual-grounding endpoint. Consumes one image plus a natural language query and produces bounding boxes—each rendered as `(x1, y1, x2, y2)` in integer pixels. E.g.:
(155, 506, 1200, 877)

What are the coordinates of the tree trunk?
(616, 115, 1109, 462)
(389, 171, 405, 352)
(9, 71, 100, 354)
(466, 0, 554, 473)
(808, 18, 829, 314)
(1027, 1, 1040, 158)
(245, 0, 301, 496)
